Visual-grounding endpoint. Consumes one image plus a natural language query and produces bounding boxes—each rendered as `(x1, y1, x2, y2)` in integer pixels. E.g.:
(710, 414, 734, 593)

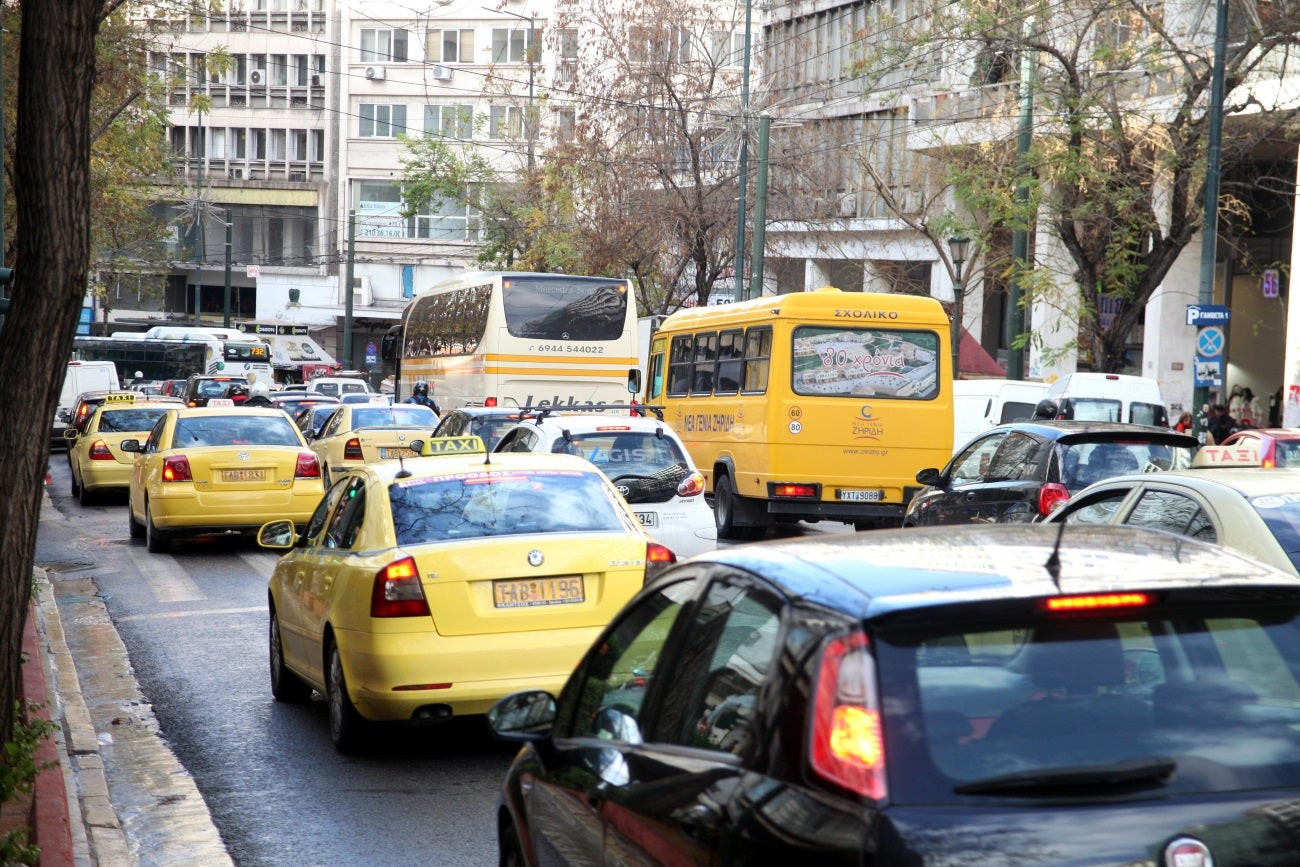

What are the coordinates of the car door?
(526, 575, 703, 866)
(599, 574, 788, 865)
(300, 475, 369, 682)
(275, 478, 351, 673)
(1120, 488, 1218, 542)
(978, 431, 1048, 523)
(908, 431, 1007, 525)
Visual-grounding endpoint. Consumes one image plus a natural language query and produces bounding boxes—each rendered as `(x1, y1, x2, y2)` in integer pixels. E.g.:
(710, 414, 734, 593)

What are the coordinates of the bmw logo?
(528, 550, 544, 567)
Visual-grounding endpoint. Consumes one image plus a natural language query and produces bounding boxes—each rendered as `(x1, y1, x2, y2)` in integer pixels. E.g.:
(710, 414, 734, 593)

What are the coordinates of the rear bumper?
(150, 484, 323, 531)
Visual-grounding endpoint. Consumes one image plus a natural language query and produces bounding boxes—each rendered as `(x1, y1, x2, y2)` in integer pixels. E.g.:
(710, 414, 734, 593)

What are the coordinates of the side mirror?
(627, 368, 642, 395)
(257, 520, 297, 549)
(120, 439, 141, 453)
(408, 439, 425, 455)
(63, 428, 78, 442)
(486, 690, 557, 742)
(915, 467, 943, 486)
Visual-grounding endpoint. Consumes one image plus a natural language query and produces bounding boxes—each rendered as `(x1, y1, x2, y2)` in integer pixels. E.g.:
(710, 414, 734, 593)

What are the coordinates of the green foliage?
(0, 701, 55, 865)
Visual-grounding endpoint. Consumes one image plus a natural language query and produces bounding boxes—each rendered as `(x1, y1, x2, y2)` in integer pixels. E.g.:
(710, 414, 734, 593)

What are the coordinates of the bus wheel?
(714, 474, 764, 541)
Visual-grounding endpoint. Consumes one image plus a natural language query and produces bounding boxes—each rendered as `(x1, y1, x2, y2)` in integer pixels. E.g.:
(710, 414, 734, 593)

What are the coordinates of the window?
(428, 28, 474, 63)
(360, 27, 409, 63)
(554, 108, 576, 142)
(985, 432, 1040, 482)
(1126, 490, 1216, 540)
(742, 326, 771, 393)
(300, 478, 349, 546)
(949, 433, 1006, 486)
(667, 334, 693, 396)
(324, 478, 366, 549)
(567, 579, 699, 740)
(654, 580, 782, 755)
(424, 104, 472, 140)
(715, 329, 743, 394)
(629, 24, 690, 63)
(359, 103, 408, 138)
(557, 27, 579, 60)
(491, 27, 535, 63)
(691, 331, 716, 395)
(414, 194, 479, 241)
(489, 105, 523, 139)
(1060, 490, 1130, 525)
(711, 29, 745, 66)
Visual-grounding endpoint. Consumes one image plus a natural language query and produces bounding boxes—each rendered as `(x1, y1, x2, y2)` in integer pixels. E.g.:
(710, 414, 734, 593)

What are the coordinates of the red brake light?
(809, 631, 886, 799)
(485, 397, 498, 407)
(1042, 592, 1152, 613)
(162, 455, 192, 482)
(370, 556, 430, 617)
(774, 483, 817, 499)
(88, 439, 114, 461)
(1038, 482, 1070, 516)
(644, 542, 676, 582)
(344, 438, 363, 460)
(295, 452, 320, 479)
(676, 471, 706, 498)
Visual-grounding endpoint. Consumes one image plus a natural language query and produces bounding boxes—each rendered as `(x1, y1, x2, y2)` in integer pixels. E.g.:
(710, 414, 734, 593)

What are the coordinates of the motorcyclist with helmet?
(243, 381, 275, 407)
(404, 380, 440, 415)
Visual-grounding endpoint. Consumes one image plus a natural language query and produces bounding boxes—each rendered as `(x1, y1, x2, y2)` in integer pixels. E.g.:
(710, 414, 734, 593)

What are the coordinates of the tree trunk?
(0, 0, 99, 745)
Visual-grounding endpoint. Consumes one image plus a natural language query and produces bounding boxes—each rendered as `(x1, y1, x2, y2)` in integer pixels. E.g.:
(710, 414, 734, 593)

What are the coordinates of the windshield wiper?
(954, 757, 1176, 795)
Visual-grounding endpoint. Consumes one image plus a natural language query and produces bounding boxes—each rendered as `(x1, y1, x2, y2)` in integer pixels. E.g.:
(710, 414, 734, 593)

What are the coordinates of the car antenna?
(1044, 520, 1066, 590)
(395, 454, 412, 479)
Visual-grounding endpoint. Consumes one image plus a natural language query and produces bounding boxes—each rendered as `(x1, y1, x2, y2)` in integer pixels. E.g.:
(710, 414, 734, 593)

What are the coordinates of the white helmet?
(250, 382, 271, 399)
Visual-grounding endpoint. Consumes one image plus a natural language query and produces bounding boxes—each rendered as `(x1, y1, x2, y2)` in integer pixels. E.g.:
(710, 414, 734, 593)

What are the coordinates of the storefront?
(238, 322, 339, 384)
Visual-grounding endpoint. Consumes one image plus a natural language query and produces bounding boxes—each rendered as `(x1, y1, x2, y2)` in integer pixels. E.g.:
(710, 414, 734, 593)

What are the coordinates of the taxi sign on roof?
(207, 398, 236, 407)
(417, 435, 486, 456)
(104, 392, 137, 404)
(1192, 445, 1261, 468)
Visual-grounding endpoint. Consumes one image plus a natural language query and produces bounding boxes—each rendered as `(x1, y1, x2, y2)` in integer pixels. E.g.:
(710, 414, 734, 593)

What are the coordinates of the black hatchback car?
(904, 420, 1199, 526)
(429, 406, 528, 451)
(488, 524, 1300, 866)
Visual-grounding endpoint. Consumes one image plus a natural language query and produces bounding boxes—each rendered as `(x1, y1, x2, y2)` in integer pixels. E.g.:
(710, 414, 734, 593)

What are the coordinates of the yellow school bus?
(645, 287, 953, 538)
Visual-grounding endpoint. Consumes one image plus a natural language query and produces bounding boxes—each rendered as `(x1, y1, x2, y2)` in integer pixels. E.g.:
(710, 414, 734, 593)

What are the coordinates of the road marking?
(117, 606, 265, 623)
(126, 546, 207, 603)
(238, 551, 278, 581)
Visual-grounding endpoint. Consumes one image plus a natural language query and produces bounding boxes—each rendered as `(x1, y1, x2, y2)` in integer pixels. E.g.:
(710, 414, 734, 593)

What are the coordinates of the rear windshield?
(351, 406, 437, 429)
(388, 469, 629, 544)
(1062, 398, 1122, 422)
(196, 379, 246, 399)
(1130, 401, 1167, 427)
(171, 414, 301, 447)
(97, 407, 169, 433)
(877, 597, 1300, 805)
(1275, 442, 1300, 468)
(1060, 440, 1197, 489)
(1252, 494, 1300, 572)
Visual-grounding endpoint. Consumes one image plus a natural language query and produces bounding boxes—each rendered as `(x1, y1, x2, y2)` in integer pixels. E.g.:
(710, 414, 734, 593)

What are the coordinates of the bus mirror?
(381, 327, 399, 363)
(627, 369, 642, 395)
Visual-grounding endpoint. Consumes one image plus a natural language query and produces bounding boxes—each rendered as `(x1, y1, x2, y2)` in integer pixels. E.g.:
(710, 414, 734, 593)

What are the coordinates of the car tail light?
(187, 400, 199, 407)
(371, 556, 430, 617)
(676, 470, 706, 498)
(344, 438, 363, 460)
(88, 439, 114, 461)
(809, 631, 886, 800)
(774, 483, 817, 499)
(645, 542, 676, 582)
(295, 452, 320, 479)
(1042, 592, 1152, 613)
(1038, 482, 1070, 516)
(162, 455, 192, 482)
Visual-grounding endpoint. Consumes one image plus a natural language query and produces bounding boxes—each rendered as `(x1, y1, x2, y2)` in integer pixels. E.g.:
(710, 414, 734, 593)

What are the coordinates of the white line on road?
(126, 545, 207, 604)
(238, 551, 278, 581)
(117, 606, 265, 623)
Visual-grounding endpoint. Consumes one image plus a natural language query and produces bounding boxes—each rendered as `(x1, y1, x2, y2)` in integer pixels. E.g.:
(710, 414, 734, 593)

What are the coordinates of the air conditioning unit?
(310, 74, 322, 86)
(838, 192, 858, 218)
(347, 276, 372, 306)
(364, 65, 385, 81)
(249, 69, 265, 86)
(431, 65, 453, 81)
(229, 168, 244, 180)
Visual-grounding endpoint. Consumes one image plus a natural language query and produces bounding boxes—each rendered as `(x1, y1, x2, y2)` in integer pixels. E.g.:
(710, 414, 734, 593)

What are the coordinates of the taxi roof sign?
(416, 435, 486, 456)
(103, 392, 138, 404)
(1192, 445, 1261, 468)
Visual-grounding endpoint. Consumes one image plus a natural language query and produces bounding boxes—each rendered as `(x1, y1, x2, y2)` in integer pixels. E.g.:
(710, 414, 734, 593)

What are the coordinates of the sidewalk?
(26, 483, 232, 865)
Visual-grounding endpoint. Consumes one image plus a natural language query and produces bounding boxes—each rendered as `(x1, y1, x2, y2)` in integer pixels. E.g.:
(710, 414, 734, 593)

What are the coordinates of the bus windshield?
(502, 276, 629, 341)
(791, 326, 940, 399)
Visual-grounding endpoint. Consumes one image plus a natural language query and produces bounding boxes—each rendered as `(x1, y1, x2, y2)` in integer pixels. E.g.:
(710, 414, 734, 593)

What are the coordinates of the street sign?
(1196, 326, 1225, 358)
(1186, 304, 1230, 327)
(1194, 356, 1223, 387)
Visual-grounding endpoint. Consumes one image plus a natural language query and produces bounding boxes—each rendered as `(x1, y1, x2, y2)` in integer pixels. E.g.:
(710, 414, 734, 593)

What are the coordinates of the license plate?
(492, 576, 585, 609)
(839, 489, 883, 502)
(222, 469, 266, 482)
(381, 447, 418, 459)
(634, 511, 658, 528)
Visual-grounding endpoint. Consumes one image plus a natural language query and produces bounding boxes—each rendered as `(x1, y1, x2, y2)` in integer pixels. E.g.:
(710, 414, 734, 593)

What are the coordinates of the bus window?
(716, 330, 743, 395)
(668, 334, 693, 396)
(743, 327, 772, 393)
(692, 332, 717, 395)
(647, 338, 667, 402)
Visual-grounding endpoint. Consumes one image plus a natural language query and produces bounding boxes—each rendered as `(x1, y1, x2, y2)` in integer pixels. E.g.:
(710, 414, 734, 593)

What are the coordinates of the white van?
(1044, 373, 1168, 427)
(953, 379, 1050, 451)
(305, 376, 371, 399)
(52, 360, 119, 446)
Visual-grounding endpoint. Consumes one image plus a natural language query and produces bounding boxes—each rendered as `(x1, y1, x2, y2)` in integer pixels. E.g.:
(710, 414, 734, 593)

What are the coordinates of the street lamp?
(948, 235, 970, 380)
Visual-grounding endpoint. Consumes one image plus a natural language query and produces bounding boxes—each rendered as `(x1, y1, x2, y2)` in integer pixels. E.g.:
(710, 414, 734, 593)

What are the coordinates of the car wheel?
(78, 479, 94, 507)
(69, 467, 80, 497)
(127, 495, 145, 539)
(327, 641, 366, 753)
(145, 500, 171, 554)
(499, 819, 526, 867)
(269, 609, 311, 703)
(714, 474, 764, 541)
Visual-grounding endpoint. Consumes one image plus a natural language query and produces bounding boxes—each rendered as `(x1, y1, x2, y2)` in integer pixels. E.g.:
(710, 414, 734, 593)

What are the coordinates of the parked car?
(52, 360, 119, 448)
(904, 420, 1199, 526)
(488, 522, 1300, 865)
(64, 393, 179, 505)
(1218, 427, 1300, 468)
(493, 408, 717, 558)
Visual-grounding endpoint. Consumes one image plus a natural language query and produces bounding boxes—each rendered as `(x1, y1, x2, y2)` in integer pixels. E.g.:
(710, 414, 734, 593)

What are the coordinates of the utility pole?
(223, 208, 232, 328)
(748, 114, 771, 301)
(733, 0, 753, 302)
(344, 210, 355, 370)
(1006, 19, 1034, 381)
(192, 107, 205, 326)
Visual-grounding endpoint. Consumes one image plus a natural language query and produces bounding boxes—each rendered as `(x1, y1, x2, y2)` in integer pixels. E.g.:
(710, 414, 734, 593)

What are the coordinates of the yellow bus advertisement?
(646, 287, 953, 539)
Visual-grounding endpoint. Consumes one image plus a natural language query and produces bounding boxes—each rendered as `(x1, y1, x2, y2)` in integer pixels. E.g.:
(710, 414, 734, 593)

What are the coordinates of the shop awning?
(959, 328, 1007, 378)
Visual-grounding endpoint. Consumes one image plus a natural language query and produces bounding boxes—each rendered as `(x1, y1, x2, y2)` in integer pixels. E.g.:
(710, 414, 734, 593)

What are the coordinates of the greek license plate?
(382, 447, 418, 459)
(635, 511, 658, 528)
(493, 576, 585, 609)
(222, 469, 266, 482)
(839, 489, 883, 502)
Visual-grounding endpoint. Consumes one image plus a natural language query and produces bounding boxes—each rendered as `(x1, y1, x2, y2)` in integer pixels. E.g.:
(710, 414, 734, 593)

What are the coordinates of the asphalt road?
(37, 457, 515, 866)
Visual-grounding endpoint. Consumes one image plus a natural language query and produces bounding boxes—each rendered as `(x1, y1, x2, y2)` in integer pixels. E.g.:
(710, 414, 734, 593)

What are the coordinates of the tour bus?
(645, 286, 954, 539)
(141, 326, 274, 384)
(381, 271, 640, 409)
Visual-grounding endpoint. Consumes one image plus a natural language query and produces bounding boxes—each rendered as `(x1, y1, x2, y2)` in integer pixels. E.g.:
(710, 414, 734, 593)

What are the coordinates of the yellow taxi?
(256, 437, 677, 752)
(65, 392, 179, 506)
(124, 404, 325, 554)
(308, 398, 439, 485)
